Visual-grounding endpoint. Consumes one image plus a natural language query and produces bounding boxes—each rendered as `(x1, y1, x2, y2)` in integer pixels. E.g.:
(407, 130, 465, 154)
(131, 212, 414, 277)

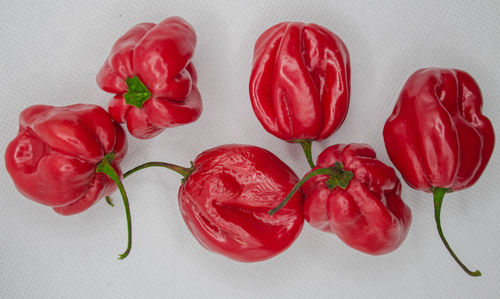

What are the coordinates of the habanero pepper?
(270, 143, 411, 255)
(383, 68, 495, 276)
(97, 16, 202, 139)
(5, 104, 134, 259)
(110, 144, 304, 262)
(249, 21, 350, 168)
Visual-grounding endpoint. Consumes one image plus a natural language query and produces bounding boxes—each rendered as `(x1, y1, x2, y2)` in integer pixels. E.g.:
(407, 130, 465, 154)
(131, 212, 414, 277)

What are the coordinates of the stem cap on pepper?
(124, 76, 152, 109)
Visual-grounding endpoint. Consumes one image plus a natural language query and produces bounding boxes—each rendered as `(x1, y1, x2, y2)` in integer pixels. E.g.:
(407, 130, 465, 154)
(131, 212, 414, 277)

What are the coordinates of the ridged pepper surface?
(249, 22, 350, 167)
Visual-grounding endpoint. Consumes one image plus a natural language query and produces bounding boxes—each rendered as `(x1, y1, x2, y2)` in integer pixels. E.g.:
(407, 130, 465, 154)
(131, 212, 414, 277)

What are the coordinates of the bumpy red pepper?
(97, 16, 202, 139)
(383, 68, 495, 276)
(249, 21, 350, 168)
(270, 143, 411, 255)
(5, 104, 134, 258)
(117, 144, 304, 262)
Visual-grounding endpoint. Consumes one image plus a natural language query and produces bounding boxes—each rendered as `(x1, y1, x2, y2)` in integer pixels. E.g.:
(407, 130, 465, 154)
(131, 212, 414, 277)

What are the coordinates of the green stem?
(269, 162, 353, 215)
(433, 187, 481, 277)
(104, 161, 194, 203)
(295, 139, 315, 169)
(96, 153, 132, 260)
(123, 161, 193, 180)
(105, 196, 114, 207)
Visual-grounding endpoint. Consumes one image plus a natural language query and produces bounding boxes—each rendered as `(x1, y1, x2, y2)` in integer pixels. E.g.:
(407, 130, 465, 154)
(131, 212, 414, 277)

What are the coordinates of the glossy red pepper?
(249, 21, 350, 167)
(270, 143, 411, 255)
(97, 16, 202, 139)
(5, 104, 134, 258)
(118, 144, 304, 262)
(383, 68, 495, 276)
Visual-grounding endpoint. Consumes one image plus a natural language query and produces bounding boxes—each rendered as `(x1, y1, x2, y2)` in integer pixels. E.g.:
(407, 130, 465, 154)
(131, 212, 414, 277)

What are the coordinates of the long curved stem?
(105, 161, 194, 205)
(96, 153, 132, 260)
(295, 140, 315, 169)
(123, 161, 193, 179)
(433, 187, 481, 276)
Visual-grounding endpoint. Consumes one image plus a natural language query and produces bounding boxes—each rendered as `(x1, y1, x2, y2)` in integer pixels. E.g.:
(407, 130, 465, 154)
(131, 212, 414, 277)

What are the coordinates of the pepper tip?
(470, 270, 481, 277)
(118, 252, 129, 260)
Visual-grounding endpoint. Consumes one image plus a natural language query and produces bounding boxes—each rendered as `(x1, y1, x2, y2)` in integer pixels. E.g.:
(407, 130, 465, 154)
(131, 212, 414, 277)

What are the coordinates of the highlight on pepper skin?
(97, 16, 202, 139)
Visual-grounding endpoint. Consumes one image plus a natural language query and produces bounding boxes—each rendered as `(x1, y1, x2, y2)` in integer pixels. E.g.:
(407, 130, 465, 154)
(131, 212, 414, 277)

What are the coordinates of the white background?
(1, 0, 499, 298)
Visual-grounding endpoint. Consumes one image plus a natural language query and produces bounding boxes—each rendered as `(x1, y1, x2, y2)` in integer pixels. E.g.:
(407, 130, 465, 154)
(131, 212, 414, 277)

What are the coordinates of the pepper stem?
(105, 196, 114, 207)
(433, 187, 481, 276)
(104, 161, 195, 203)
(96, 153, 132, 260)
(123, 161, 194, 183)
(295, 139, 315, 168)
(269, 162, 353, 215)
(124, 75, 151, 109)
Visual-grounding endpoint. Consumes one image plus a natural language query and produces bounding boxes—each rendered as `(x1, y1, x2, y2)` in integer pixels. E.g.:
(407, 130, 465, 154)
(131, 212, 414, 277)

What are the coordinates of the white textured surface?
(1, 0, 500, 297)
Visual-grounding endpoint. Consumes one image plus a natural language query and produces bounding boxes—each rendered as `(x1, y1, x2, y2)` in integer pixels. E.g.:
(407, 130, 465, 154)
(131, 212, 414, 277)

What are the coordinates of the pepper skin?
(5, 104, 127, 215)
(249, 22, 350, 167)
(299, 143, 411, 255)
(122, 145, 304, 262)
(97, 16, 202, 139)
(383, 68, 494, 276)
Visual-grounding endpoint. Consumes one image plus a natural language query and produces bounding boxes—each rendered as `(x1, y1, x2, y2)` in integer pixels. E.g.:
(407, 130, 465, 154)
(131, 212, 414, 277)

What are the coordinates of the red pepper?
(383, 68, 495, 276)
(270, 143, 411, 255)
(118, 144, 304, 262)
(97, 16, 202, 139)
(249, 22, 350, 168)
(5, 104, 134, 258)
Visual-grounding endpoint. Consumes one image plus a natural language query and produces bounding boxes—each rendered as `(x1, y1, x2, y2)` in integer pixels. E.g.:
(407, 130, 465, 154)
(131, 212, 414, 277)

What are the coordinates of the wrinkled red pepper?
(97, 16, 202, 139)
(249, 21, 350, 168)
(383, 68, 495, 276)
(118, 144, 304, 262)
(5, 104, 134, 258)
(270, 143, 411, 255)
